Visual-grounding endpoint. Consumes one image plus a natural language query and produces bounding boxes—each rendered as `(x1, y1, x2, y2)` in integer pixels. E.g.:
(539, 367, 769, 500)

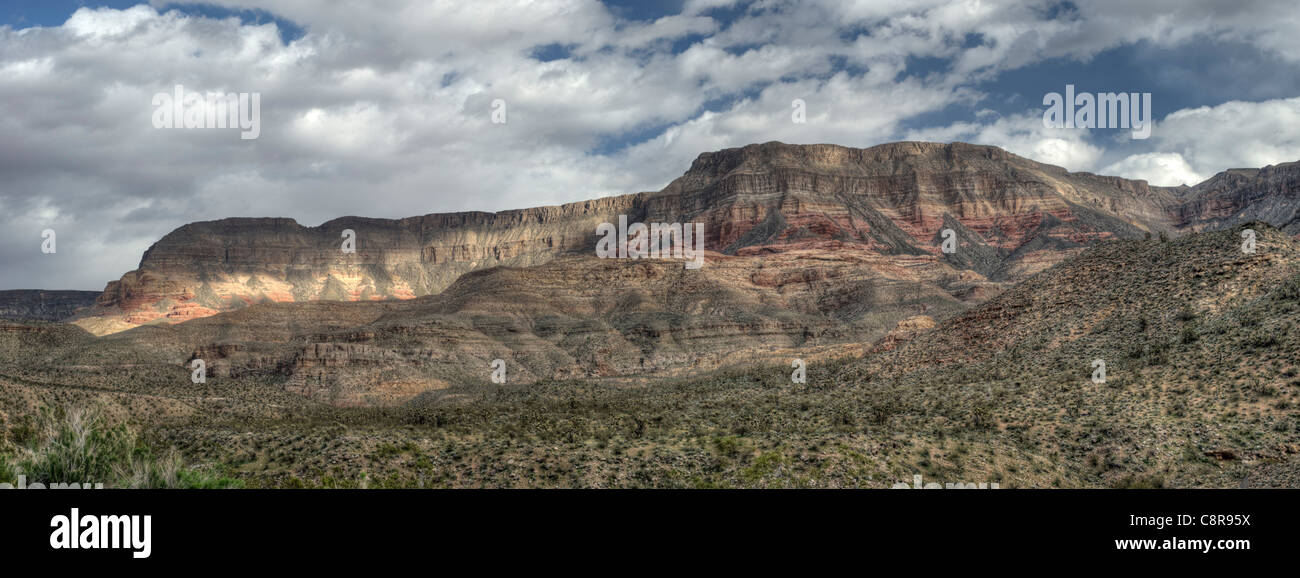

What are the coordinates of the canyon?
(71, 141, 1201, 336)
(2, 140, 1299, 488)
(4, 140, 1299, 404)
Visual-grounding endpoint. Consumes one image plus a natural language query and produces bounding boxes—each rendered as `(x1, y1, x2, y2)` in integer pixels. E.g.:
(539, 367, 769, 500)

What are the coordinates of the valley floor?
(3, 226, 1299, 488)
(4, 353, 1296, 489)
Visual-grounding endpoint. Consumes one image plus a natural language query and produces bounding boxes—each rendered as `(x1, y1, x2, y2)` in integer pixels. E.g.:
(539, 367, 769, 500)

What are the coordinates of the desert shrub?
(713, 435, 742, 457)
(17, 406, 132, 485)
(1246, 331, 1279, 349)
(1111, 474, 1165, 489)
(1275, 277, 1300, 303)
(0, 455, 15, 485)
(1, 405, 238, 488)
(114, 449, 242, 489)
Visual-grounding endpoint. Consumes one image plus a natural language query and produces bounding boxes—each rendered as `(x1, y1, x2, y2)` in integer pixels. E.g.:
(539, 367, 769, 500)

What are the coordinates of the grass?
(0, 405, 242, 489)
(1, 225, 1297, 489)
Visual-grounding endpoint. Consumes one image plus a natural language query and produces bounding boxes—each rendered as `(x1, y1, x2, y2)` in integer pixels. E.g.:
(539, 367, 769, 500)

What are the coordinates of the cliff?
(73, 141, 1205, 335)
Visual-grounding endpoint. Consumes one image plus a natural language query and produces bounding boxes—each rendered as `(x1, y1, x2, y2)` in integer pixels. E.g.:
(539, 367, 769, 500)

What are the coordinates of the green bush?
(1273, 274, 1300, 302)
(0, 405, 240, 489)
(1111, 474, 1165, 489)
(17, 406, 132, 485)
(0, 454, 16, 485)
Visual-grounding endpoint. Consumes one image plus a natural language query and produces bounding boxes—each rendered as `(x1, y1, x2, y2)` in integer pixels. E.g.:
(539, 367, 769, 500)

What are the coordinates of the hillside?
(0, 290, 99, 322)
(1, 245, 987, 405)
(9, 224, 1285, 488)
(3, 142, 1299, 488)
(823, 223, 1300, 487)
(71, 141, 1193, 335)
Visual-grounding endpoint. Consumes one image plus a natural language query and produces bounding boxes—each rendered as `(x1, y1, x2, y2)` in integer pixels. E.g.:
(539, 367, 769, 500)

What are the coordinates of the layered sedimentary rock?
(0, 290, 100, 322)
(74, 141, 1197, 335)
(75, 196, 639, 335)
(86, 245, 989, 404)
(20, 140, 1300, 406)
(1174, 161, 1300, 233)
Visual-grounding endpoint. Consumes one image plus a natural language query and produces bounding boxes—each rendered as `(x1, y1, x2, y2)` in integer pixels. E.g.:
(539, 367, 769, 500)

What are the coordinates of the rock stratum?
(6, 141, 1300, 489)
(0, 290, 99, 322)
(3, 223, 1295, 487)
(75, 140, 1230, 335)
(19, 140, 1297, 404)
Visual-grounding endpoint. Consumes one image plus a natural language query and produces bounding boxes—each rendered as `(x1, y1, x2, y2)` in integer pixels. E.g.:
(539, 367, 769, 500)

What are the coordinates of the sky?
(4, 0, 1300, 290)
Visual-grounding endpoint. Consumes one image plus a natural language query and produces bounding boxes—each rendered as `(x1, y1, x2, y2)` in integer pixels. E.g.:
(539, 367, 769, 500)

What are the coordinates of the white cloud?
(1100, 152, 1204, 187)
(615, 15, 718, 48)
(1145, 97, 1300, 173)
(3, 1, 1300, 289)
(904, 111, 1106, 170)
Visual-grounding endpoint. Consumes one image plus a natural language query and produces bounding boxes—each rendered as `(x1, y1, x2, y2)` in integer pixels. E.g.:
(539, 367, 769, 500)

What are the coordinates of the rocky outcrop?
(99, 244, 992, 404)
(1175, 161, 1300, 233)
(18, 140, 1300, 407)
(655, 142, 1182, 258)
(74, 141, 1203, 335)
(0, 290, 100, 322)
(75, 196, 641, 334)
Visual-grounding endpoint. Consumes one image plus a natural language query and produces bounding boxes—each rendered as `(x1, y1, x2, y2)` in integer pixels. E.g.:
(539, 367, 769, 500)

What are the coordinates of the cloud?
(2, 1, 1300, 289)
(904, 111, 1106, 170)
(1100, 152, 1204, 187)
(1144, 97, 1300, 173)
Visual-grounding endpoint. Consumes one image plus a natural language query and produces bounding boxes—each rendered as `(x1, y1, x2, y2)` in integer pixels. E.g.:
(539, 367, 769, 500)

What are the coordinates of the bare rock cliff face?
(76, 195, 641, 334)
(649, 141, 1182, 274)
(71, 141, 1286, 336)
(0, 290, 100, 322)
(92, 246, 984, 405)
(1175, 162, 1300, 233)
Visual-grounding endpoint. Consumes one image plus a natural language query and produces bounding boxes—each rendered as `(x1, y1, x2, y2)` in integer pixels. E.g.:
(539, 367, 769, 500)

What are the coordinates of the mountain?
(0, 290, 99, 322)
(855, 223, 1298, 376)
(24, 247, 979, 405)
(1174, 161, 1300, 233)
(9, 223, 1282, 488)
(71, 197, 638, 335)
(73, 141, 1195, 335)
(4, 139, 1300, 487)
(820, 223, 1300, 487)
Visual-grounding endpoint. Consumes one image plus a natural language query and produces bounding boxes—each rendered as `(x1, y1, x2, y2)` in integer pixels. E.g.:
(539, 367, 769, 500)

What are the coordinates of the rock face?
(75, 141, 1200, 335)
(1175, 161, 1300, 233)
(88, 245, 987, 405)
(0, 290, 100, 322)
(866, 224, 1300, 375)
(75, 196, 640, 335)
(19, 140, 1300, 406)
(657, 141, 1180, 252)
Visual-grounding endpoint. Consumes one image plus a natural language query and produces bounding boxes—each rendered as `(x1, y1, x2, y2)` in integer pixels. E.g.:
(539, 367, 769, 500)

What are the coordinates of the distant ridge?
(64, 141, 1300, 334)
